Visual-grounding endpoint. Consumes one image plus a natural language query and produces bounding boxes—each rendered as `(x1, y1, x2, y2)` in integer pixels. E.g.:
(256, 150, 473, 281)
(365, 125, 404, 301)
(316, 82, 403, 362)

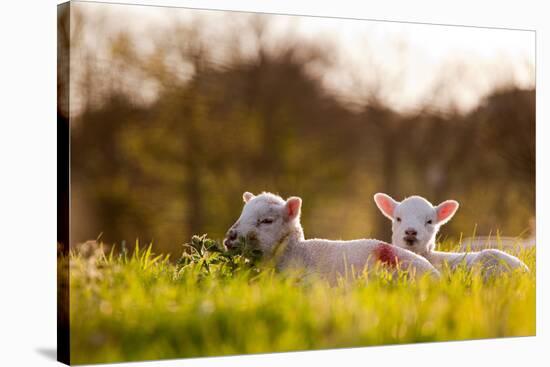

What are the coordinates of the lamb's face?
(391, 197, 440, 254)
(374, 193, 459, 255)
(224, 192, 302, 257)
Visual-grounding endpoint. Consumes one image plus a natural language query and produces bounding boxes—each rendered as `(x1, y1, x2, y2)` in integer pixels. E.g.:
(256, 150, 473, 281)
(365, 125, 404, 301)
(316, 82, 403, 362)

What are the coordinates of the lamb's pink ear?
(373, 193, 398, 220)
(436, 200, 459, 224)
(284, 196, 302, 221)
(242, 192, 255, 203)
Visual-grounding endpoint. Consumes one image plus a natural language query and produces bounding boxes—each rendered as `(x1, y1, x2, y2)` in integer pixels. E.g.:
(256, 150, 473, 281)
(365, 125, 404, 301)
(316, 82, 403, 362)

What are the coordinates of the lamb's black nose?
(223, 240, 234, 249)
(405, 228, 417, 236)
(227, 229, 237, 241)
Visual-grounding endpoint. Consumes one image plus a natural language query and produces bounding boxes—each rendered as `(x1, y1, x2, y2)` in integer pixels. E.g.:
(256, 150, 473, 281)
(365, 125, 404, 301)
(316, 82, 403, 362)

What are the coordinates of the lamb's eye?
(396, 217, 401, 222)
(260, 218, 273, 225)
(426, 219, 433, 225)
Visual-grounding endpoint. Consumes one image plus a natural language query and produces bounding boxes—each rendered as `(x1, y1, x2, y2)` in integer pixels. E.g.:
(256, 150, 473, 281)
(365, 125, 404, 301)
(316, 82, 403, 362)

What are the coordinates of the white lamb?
(373, 193, 529, 276)
(223, 191, 440, 283)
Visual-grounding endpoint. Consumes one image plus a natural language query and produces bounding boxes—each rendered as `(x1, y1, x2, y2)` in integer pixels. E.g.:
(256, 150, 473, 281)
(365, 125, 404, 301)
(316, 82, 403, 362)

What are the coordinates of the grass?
(69, 236, 536, 365)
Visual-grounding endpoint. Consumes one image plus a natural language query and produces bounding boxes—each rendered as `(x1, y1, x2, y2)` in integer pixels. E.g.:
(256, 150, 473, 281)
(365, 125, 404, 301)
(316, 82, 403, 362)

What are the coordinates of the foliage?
(69, 237, 536, 364)
(67, 7, 536, 256)
(176, 234, 263, 279)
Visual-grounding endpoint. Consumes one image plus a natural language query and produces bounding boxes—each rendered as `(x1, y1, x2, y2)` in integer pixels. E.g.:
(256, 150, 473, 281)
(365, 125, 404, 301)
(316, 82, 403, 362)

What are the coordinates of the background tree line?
(61, 6, 535, 256)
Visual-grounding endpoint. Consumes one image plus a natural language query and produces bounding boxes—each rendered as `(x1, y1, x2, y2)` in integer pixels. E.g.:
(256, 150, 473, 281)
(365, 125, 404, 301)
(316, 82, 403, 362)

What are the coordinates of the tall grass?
(69, 236, 536, 364)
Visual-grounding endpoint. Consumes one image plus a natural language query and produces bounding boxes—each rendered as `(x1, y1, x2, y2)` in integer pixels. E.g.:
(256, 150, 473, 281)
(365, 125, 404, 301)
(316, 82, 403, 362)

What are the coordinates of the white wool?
(373, 193, 529, 275)
(224, 192, 440, 283)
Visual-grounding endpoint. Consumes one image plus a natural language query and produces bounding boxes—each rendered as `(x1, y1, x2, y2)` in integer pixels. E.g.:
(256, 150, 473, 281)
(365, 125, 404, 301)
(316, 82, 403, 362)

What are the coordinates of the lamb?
(373, 193, 529, 276)
(223, 191, 440, 283)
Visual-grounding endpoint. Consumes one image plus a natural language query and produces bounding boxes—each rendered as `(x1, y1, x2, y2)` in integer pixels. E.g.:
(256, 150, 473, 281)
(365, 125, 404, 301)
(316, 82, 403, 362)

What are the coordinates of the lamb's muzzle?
(223, 228, 238, 249)
(404, 228, 418, 246)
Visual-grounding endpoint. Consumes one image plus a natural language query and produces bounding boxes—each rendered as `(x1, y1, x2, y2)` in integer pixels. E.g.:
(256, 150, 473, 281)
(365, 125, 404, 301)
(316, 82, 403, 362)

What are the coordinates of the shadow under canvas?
(36, 348, 57, 361)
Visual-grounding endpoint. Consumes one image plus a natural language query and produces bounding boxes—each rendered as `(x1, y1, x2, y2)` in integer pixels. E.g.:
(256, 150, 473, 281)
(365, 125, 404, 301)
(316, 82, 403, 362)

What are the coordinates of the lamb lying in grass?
(373, 193, 529, 276)
(223, 191, 440, 283)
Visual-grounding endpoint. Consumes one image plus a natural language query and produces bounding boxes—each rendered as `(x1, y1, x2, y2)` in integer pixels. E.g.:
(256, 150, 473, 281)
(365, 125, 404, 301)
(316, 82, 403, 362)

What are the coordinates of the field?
(68, 236, 536, 365)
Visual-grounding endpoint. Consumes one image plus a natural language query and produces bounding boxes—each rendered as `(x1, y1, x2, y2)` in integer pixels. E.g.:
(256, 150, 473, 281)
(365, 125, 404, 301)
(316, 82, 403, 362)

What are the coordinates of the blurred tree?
(69, 8, 536, 255)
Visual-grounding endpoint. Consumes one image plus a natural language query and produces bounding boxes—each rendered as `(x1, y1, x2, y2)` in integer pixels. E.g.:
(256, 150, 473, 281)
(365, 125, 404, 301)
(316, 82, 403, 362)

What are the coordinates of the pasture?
(69, 236, 535, 364)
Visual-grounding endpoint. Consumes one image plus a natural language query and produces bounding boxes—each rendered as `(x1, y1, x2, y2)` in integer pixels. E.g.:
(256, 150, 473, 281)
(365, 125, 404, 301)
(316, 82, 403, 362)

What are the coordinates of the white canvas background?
(0, 0, 547, 365)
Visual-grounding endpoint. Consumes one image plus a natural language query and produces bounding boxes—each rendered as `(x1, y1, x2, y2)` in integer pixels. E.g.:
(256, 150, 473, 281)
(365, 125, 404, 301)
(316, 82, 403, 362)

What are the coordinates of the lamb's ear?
(436, 200, 459, 225)
(374, 193, 399, 220)
(284, 196, 302, 221)
(243, 192, 255, 203)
